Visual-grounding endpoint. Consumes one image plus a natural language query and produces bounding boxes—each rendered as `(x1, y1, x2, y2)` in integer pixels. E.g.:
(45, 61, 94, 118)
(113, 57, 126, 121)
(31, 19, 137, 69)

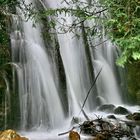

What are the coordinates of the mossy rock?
(0, 129, 28, 140)
(127, 61, 140, 104)
(114, 106, 130, 115)
(126, 112, 140, 121)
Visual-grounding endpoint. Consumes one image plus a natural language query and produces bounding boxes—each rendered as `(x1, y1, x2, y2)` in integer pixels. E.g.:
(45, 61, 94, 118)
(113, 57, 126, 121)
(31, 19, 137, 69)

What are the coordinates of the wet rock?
(95, 96, 106, 106)
(97, 104, 115, 113)
(129, 138, 138, 140)
(101, 122, 111, 131)
(114, 106, 130, 115)
(126, 112, 140, 121)
(69, 131, 80, 140)
(107, 115, 116, 120)
(93, 134, 107, 140)
(80, 121, 96, 135)
(78, 115, 138, 140)
(0, 129, 28, 140)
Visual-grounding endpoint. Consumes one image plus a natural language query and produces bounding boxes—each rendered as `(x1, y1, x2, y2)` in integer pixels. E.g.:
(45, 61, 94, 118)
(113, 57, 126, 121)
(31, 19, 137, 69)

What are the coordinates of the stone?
(69, 131, 80, 140)
(97, 104, 116, 113)
(107, 115, 116, 120)
(80, 121, 95, 135)
(114, 106, 130, 115)
(0, 129, 28, 140)
(93, 134, 107, 140)
(126, 112, 140, 121)
(95, 96, 106, 106)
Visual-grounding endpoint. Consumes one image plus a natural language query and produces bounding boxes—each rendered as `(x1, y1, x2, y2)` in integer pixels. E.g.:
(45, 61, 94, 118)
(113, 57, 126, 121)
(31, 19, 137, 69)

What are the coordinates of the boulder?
(95, 96, 106, 106)
(97, 104, 115, 113)
(114, 106, 130, 115)
(69, 131, 80, 140)
(107, 115, 116, 120)
(0, 129, 28, 140)
(126, 112, 140, 121)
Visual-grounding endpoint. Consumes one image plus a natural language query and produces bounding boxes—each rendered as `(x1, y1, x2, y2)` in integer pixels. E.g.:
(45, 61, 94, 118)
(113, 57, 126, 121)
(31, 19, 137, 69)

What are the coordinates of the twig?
(58, 126, 79, 136)
(95, 8, 108, 15)
(91, 39, 108, 48)
(79, 68, 102, 115)
(81, 108, 90, 121)
(94, 114, 103, 120)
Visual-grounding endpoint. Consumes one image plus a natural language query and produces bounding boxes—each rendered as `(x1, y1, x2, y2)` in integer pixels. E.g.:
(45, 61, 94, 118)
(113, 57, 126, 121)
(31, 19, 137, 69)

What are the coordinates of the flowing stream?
(9, 0, 137, 139)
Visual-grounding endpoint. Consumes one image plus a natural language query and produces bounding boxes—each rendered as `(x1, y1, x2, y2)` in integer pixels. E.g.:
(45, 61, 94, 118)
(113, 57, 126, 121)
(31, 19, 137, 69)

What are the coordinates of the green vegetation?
(0, 0, 18, 129)
(1, 0, 140, 66)
(99, 0, 140, 103)
(127, 62, 140, 104)
(0, 0, 18, 45)
(35, 0, 140, 66)
(100, 0, 140, 66)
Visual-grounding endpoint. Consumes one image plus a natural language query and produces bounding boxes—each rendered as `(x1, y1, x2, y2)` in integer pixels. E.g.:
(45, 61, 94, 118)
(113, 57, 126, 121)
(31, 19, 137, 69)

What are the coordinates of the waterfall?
(93, 39, 123, 104)
(11, 0, 65, 129)
(11, 0, 124, 132)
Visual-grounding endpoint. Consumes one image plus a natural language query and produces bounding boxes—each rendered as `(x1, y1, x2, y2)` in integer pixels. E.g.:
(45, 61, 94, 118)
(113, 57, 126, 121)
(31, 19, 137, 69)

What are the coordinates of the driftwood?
(81, 108, 90, 121)
(80, 116, 138, 140)
(58, 115, 138, 140)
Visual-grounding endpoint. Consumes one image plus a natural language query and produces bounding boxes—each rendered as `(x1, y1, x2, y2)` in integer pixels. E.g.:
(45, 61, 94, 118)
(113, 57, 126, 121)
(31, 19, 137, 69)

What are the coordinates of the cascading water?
(1, 74, 10, 129)
(41, 0, 95, 115)
(10, 0, 131, 139)
(93, 39, 123, 104)
(11, 0, 65, 129)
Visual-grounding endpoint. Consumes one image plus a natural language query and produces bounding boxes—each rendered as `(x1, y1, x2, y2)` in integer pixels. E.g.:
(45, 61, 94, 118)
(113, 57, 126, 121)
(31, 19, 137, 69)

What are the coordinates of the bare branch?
(79, 68, 102, 115)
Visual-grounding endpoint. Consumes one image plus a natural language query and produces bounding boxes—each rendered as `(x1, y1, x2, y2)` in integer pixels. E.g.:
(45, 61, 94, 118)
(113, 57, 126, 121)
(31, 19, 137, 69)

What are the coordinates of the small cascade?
(2, 75, 10, 129)
(0, 68, 11, 129)
(93, 39, 122, 104)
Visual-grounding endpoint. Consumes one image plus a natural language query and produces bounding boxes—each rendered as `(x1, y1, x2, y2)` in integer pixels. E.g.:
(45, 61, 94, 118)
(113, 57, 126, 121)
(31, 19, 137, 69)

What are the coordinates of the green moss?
(127, 61, 140, 104)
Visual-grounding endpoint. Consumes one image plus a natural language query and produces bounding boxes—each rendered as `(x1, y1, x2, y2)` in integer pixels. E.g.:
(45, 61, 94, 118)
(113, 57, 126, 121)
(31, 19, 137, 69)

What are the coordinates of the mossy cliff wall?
(127, 61, 140, 104)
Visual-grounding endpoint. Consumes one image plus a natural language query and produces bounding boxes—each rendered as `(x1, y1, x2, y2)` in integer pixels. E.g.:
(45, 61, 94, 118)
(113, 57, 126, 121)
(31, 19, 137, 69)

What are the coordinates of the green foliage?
(101, 0, 140, 66)
(35, 0, 140, 66)
(0, 12, 10, 46)
(0, 0, 32, 46)
(127, 61, 140, 104)
(0, 0, 16, 69)
(34, 0, 105, 40)
(0, 0, 17, 47)
(0, 0, 139, 67)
